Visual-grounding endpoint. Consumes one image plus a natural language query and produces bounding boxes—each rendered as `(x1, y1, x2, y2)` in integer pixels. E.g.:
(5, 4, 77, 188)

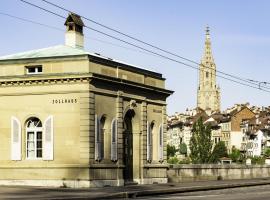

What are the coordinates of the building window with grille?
(26, 117, 42, 159)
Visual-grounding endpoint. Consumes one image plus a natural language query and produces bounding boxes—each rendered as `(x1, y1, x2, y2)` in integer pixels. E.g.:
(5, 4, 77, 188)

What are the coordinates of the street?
(137, 185, 270, 200)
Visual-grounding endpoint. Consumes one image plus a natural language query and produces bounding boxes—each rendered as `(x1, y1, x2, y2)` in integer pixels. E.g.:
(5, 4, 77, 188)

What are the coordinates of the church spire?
(202, 26, 214, 64)
(197, 26, 221, 113)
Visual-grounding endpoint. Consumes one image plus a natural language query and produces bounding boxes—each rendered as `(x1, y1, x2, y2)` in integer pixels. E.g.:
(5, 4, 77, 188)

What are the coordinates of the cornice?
(0, 72, 173, 98)
(0, 73, 91, 87)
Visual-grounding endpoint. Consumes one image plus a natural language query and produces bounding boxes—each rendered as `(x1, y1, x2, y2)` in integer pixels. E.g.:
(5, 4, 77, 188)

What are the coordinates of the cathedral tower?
(197, 27, 220, 112)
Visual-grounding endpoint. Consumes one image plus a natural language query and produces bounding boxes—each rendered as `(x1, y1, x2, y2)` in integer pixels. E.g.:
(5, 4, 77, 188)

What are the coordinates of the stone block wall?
(168, 164, 270, 182)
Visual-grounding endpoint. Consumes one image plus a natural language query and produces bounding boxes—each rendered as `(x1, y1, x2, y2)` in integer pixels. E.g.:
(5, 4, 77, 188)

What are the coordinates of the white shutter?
(11, 117, 21, 160)
(95, 114, 101, 161)
(147, 121, 152, 162)
(43, 115, 54, 160)
(111, 118, 118, 161)
(158, 123, 164, 162)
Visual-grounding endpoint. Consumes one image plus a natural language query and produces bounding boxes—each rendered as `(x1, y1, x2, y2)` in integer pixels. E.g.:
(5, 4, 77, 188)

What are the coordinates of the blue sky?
(1, 0, 270, 115)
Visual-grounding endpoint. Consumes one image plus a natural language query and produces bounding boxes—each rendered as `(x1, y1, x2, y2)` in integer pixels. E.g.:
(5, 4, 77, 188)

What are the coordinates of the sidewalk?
(1, 178, 270, 199)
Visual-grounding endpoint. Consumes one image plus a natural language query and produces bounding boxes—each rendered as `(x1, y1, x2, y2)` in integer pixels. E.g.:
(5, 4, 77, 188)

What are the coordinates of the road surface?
(137, 185, 270, 200)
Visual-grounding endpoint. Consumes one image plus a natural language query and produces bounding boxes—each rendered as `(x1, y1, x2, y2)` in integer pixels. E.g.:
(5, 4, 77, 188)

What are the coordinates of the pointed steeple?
(197, 26, 221, 112)
(201, 26, 215, 64)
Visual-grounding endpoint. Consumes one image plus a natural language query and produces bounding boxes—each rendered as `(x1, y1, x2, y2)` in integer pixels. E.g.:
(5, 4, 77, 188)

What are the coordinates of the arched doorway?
(123, 109, 135, 182)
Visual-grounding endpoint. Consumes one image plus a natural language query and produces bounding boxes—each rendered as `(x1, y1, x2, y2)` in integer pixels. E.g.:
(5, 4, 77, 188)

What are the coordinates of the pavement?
(1, 178, 270, 199)
(136, 184, 270, 200)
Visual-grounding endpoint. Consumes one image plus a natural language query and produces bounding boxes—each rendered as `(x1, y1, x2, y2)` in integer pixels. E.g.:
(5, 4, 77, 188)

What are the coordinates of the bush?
(251, 156, 265, 165)
(264, 148, 270, 157)
(179, 143, 187, 155)
(167, 157, 179, 164)
(178, 157, 191, 164)
(167, 144, 177, 158)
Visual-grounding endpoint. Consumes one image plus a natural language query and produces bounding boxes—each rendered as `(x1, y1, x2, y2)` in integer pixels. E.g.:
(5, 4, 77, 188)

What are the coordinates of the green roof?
(0, 45, 163, 79)
(0, 45, 89, 60)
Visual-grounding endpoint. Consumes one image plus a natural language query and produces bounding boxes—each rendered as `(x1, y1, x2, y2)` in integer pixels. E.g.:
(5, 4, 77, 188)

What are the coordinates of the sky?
(1, 0, 270, 115)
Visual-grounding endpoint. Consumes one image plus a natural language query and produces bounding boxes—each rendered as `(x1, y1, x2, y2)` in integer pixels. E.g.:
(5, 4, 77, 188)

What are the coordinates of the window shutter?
(95, 115, 101, 161)
(147, 121, 152, 162)
(158, 123, 164, 162)
(11, 117, 21, 160)
(111, 118, 118, 161)
(43, 115, 54, 160)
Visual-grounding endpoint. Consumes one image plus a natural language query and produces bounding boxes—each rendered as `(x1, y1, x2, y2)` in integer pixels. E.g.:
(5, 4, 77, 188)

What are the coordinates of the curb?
(94, 180, 270, 199)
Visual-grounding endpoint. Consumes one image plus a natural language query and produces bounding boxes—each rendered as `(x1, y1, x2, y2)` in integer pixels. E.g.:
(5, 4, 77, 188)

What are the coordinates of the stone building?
(241, 109, 270, 156)
(221, 106, 255, 152)
(197, 27, 220, 113)
(167, 109, 209, 156)
(0, 13, 173, 187)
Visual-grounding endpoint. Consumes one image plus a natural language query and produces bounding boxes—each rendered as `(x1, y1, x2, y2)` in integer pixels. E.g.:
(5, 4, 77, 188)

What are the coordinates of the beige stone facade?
(0, 14, 173, 187)
(197, 27, 220, 112)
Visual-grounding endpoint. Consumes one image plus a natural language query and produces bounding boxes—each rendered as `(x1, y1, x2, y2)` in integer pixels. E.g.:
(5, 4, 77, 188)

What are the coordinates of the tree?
(179, 143, 187, 155)
(167, 144, 177, 158)
(264, 148, 270, 157)
(229, 147, 241, 162)
(189, 117, 212, 164)
(210, 141, 228, 163)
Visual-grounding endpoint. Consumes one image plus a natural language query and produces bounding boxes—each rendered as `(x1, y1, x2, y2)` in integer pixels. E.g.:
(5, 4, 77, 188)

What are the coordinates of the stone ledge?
(170, 164, 270, 169)
(90, 164, 125, 169)
(144, 163, 169, 168)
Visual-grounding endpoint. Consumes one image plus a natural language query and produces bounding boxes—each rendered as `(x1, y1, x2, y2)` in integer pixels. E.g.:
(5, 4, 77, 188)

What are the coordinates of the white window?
(26, 117, 42, 159)
(26, 65, 42, 74)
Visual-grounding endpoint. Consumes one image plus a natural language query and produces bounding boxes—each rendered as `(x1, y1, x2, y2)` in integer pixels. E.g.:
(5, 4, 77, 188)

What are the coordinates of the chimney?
(64, 13, 85, 49)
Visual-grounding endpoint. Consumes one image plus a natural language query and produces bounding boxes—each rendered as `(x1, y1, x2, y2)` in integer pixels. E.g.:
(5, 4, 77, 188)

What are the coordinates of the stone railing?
(167, 164, 270, 182)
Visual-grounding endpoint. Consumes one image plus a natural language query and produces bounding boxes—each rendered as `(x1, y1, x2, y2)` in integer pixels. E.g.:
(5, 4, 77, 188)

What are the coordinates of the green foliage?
(178, 157, 191, 164)
(167, 144, 177, 158)
(167, 157, 179, 164)
(167, 156, 191, 164)
(228, 147, 241, 162)
(179, 143, 187, 155)
(190, 118, 213, 164)
(210, 141, 228, 163)
(251, 156, 265, 165)
(264, 148, 270, 157)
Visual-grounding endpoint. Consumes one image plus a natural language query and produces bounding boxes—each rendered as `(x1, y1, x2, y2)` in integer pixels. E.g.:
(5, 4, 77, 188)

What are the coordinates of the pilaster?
(140, 100, 147, 180)
(116, 92, 124, 162)
(79, 92, 91, 164)
(162, 105, 167, 161)
(89, 92, 96, 162)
